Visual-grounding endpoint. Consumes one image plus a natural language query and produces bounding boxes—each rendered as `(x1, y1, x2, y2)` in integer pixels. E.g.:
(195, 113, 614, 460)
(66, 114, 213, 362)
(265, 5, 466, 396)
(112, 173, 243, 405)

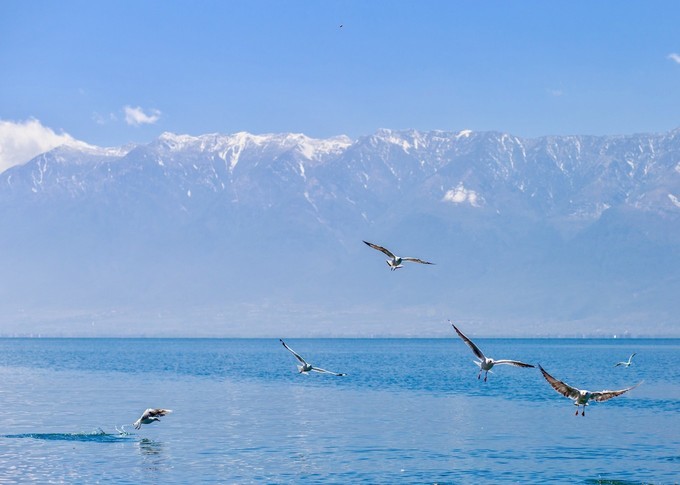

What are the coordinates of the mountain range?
(1, 128, 679, 337)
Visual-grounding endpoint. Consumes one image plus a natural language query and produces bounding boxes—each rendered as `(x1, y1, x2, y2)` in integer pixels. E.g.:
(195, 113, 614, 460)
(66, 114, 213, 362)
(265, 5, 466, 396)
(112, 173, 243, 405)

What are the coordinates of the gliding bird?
(363, 240, 434, 271)
(451, 322, 534, 381)
(615, 353, 637, 367)
(539, 365, 640, 416)
(280, 339, 346, 376)
(134, 408, 172, 429)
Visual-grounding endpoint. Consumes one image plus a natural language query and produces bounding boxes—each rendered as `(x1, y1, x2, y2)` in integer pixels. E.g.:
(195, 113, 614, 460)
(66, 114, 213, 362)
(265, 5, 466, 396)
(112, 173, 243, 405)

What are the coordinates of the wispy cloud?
(92, 111, 118, 125)
(668, 53, 680, 65)
(124, 105, 161, 126)
(547, 88, 564, 97)
(0, 119, 83, 173)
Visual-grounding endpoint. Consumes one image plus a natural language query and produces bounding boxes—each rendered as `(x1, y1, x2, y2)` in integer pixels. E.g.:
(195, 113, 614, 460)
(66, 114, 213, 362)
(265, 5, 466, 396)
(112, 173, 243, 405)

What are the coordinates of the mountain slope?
(1, 128, 678, 336)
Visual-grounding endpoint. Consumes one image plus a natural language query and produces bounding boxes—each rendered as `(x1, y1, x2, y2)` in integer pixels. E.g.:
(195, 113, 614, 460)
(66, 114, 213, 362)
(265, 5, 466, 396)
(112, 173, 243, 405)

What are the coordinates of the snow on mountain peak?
(153, 131, 352, 174)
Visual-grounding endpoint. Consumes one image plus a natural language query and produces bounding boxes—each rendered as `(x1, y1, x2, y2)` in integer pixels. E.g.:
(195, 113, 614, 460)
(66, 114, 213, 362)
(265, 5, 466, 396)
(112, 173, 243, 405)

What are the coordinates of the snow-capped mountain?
(1, 128, 678, 337)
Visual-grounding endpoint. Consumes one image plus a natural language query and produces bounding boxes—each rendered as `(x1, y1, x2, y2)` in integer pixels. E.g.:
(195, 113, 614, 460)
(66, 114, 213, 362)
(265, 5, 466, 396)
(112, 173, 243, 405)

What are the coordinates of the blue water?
(0, 338, 677, 484)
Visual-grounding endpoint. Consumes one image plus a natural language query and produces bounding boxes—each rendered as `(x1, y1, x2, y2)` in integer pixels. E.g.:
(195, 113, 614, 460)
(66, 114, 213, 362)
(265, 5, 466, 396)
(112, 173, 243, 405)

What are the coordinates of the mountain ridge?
(1, 128, 678, 337)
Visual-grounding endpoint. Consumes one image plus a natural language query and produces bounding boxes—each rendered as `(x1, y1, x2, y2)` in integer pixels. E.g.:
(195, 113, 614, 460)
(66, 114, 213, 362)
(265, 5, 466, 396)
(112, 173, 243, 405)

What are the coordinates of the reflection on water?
(139, 438, 163, 455)
(138, 438, 168, 472)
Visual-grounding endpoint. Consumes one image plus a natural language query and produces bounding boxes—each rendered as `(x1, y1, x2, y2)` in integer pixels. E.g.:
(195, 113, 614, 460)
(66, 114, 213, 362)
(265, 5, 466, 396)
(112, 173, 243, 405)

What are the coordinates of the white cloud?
(442, 183, 483, 207)
(0, 119, 82, 173)
(124, 105, 161, 126)
(667, 53, 680, 65)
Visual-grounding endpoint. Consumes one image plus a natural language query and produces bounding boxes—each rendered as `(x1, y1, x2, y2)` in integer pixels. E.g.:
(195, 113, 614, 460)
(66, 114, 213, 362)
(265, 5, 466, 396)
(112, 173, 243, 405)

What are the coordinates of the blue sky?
(2, 1, 680, 170)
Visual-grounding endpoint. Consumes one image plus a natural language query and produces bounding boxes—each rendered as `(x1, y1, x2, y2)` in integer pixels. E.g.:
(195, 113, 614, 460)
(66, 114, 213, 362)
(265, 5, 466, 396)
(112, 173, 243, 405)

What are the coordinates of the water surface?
(0, 338, 677, 483)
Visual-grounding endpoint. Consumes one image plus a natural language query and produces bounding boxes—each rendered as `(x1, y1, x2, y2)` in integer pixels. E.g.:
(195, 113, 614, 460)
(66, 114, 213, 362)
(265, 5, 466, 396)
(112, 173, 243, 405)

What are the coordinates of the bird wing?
(401, 257, 434, 265)
(494, 359, 535, 368)
(363, 241, 396, 259)
(139, 409, 152, 420)
(451, 322, 485, 361)
(590, 382, 641, 402)
(311, 366, 346, 376)
(280, 339, 308, 365)
(538, 365, 581, 399)
(147, 408, 172, 418)
(629, 353, 637, 362)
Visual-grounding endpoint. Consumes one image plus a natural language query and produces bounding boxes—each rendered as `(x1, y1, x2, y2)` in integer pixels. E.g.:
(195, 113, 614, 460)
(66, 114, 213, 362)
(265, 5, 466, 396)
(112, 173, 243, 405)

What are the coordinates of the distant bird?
(450, 322, 534, 381)
(538, 365, 640, 416)
(134, 408, 172, 429)
(363, 240, 434, 271)
(615, 353, 637, 367)
(280, 339, 346, 376)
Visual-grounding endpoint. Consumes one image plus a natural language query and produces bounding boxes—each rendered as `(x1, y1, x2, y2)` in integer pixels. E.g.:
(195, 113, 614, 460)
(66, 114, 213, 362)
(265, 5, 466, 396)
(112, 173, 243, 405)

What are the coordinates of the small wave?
(584, 479, 653, 485)
(3, 428, 134, 443)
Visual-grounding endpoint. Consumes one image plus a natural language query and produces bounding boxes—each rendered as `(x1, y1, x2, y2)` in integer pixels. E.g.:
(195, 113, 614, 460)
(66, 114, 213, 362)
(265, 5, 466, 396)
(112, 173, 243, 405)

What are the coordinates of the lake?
(0, 338, 677, 483)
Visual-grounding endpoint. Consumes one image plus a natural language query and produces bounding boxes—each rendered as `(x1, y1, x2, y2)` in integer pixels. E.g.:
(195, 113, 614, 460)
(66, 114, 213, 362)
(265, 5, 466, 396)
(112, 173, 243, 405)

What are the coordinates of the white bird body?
(539, 365, 640, 416)
(451, 322, 534, 381)
(615, 353, 637, 367)
(133, 408, 172, 429)
(280, 339, 346, 376)
(363, 241, 434, 271)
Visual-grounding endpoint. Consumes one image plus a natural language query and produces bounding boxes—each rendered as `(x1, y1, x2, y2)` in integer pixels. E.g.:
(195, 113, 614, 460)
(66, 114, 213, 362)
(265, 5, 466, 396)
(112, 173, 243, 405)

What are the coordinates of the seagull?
(451, 322, 534, 381)
(539, 365, 640, 416)
(133, 408, 172, 429)
(615, 353, 637, 367)
(363, 240, 434, 271)
(280, 339, 346, 376)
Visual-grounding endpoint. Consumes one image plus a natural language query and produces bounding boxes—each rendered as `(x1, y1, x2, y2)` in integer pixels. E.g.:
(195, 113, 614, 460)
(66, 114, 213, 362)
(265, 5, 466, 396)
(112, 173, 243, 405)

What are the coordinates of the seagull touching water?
(615, 353, 637, 367)
(363, 240, 434, 271)
(134, 408, 172, 429)
(280, 339, 346, 376)
(539, 365, 640, 416)
(451, 322, 534, 381)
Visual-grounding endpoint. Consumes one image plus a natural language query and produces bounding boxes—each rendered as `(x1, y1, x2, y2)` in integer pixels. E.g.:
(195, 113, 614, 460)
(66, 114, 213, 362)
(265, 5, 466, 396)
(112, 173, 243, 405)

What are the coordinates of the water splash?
(3, 428, 134, 443)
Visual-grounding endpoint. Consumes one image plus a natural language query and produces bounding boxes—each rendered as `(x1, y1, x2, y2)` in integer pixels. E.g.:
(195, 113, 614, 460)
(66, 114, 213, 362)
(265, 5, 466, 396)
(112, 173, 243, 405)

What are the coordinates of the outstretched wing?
(280, 339, 308, 365)
(538, 365, 581, 399)
(615, 352, 637, 366)
(147, 408, 172, 418)
(591, 382, 641, 402)
(363, 241, 396, 259)
(311, 366, 346, 376)
(451, 322, 485, 361)
(402, 257, 435, 265)
(494, 359, 535, 368)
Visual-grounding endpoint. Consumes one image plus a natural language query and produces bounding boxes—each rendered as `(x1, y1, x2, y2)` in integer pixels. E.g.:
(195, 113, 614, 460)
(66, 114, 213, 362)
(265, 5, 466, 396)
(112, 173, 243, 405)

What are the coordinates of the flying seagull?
(134, 408, 172, 429)
(451, 322, 534, 381)
(615, 353, 637, 367)
(363, 240, 434, 271)
(538, 365, 640, 416)
(280, 339, 346, 376)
